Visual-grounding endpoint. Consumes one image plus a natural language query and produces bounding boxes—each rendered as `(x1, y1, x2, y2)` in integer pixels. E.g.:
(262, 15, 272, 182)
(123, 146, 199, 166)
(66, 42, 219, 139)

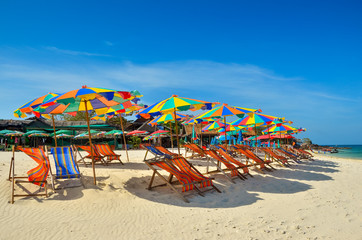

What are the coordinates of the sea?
(322, 145, 362, 160)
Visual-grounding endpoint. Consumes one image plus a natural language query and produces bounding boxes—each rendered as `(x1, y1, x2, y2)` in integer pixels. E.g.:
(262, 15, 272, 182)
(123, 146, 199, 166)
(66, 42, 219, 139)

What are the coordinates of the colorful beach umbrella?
(36, 86, 133, 185)
(127, 130, 148, 136)
(13, 92, 61, 146)
(196, 103, 259, 149)
(141, 95, 215, 154)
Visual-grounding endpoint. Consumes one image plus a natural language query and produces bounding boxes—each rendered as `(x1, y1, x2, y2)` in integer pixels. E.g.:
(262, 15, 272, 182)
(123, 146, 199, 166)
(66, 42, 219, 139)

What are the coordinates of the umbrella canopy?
(4, 130, 24, 137)
(23, 130, 47, 137)
(14, 92, 59, 118)
(148, 113, 188, 126)
(56, 133, 74, 138)
(231, 112, 279, 127)
(0, 129, 15, 136)
(105, 129, 124, 136)
(74, 130, 100, 139)
(127, 130, 148, 136)
(196, 103, 259, 120)
(28, 132, 50, 137)
(150, 130, 169, 136)
(201, 120, 226, 132)
(217, 124, 245, 133)
(145, 95, 215, 114)
(263, 124, 298, 134)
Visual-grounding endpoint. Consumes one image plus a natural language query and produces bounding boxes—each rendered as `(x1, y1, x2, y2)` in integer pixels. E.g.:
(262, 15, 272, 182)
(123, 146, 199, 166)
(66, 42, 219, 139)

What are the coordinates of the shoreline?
(1, 149, 362, 239)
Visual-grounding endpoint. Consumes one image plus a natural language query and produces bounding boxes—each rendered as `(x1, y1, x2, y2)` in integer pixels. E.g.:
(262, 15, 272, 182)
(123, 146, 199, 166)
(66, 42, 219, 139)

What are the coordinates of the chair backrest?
(151, 161, 194, 192)
(77, 145, 103, 157)
(18, 147, 50, 187)
(95, 144, 115, 156)
(145, 145, 172, 159)
(51, 147, 80, 178)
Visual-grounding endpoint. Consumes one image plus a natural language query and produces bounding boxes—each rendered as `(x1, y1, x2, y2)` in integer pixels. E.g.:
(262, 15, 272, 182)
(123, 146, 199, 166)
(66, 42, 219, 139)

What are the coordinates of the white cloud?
(44, 46, 111, 57)
(104, 41, 114, 46)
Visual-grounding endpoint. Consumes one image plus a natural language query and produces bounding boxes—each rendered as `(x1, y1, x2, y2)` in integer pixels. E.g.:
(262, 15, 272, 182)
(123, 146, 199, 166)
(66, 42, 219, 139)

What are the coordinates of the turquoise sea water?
(324, 145, 362, 160)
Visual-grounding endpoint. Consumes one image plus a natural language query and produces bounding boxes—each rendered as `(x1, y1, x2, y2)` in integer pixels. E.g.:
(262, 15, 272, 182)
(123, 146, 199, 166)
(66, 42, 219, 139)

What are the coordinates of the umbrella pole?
(254, 124, 258, 153)
(173, 108, 180, 155)
(84, 100, 96, 185)
(119, 114, 129, 162)
(223, 116, 228, 150)
(169, 122, 174, 152)
(199, 123, 203, 147)
(51, 115, 58, 147)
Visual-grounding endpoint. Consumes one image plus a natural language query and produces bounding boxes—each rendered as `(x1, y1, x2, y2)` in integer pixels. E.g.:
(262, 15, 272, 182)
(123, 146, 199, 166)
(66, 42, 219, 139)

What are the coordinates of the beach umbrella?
(196, 103, 259, 149)
(0, 130, 17, 136)
(140, 95, 216, 154)
(201, 120, 226, 132)
(74, 130, 100, 139)
(56, 133, 74, 138)
(13, 92, 61, 146)
(150, 130, 169, 136)
(23, 130, 47, 137)
(127, 130, 148, 136)
(148, 112, 188, 150)
(90, 92, 143, 162)
(28, 132, 49, 137)
(36, 86, 133, 185)
(231, 112, 280, 150)
(4, 130, 24, 137)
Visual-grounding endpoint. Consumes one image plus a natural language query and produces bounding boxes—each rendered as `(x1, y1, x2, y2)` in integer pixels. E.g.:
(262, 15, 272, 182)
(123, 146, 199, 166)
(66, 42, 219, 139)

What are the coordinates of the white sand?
(0, 149, 361, 239)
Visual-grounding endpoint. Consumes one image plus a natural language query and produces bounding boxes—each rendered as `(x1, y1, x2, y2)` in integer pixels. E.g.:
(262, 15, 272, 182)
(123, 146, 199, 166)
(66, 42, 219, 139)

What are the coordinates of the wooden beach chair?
(276, 148, 301, 163)
(49, 146, 83, 190)
(184, 143, 206, 159)
(9, 146, 50, 204)
(95, 143, 123, 165)
(216, 148, 254, 177)
(141, 144, 173, 161)
(232, 146, 274, 172)
(155, 146, 180, 157)
(204, 149, 246, 183)
(259, 147, 290, 167)
(75, 145, 106, 166)
(145, 157, 219, 203)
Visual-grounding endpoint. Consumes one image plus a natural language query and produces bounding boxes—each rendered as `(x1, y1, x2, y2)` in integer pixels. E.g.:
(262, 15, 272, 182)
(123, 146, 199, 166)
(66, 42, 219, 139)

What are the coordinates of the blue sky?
(0, 0, 361, 145)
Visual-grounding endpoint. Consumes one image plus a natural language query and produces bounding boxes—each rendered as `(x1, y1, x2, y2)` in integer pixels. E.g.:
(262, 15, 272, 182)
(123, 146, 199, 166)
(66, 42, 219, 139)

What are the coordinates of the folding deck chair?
(276, 148, 301, 163)
(9, 146, 50, 204)
(155, 146, 180, 157)
(184, 143, 207, 159)
(75, 145, 106, 166)
(95, 143, 123, 165)
(259, 147, 290, 167)
(142, 144, 173, 161)
(216, 148, 254, 177)
(204, 149, 246, 183)
(145, 157, 220, 202)
(231, 146, 274, 172)
(50, 146, 83, 190)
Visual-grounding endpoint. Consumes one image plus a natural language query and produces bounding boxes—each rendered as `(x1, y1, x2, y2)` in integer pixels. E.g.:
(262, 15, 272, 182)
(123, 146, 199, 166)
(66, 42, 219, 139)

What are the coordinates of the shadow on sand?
(124, 171, 312, 208)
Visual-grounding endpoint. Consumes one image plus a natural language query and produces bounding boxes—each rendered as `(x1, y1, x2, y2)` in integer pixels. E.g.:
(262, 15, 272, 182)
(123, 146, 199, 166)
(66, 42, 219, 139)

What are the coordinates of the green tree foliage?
(302, 138, 312, 145)
(106, 115, 128, 128)
(129, 135, 141, 149)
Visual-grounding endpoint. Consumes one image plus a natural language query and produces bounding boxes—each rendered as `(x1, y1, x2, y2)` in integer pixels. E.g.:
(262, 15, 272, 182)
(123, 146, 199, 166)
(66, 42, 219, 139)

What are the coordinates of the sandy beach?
(1, 149, 361, 240)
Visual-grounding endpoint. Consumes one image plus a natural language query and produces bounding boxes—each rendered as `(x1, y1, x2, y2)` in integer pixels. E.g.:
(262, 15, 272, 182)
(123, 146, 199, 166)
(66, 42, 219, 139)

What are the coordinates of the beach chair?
(276, 148, 301, 163)
(170, 157, 221, 194)
(232, 146, 273, 172)
(49, 146, 83, 190)
(184, 143, 206, 159)
(95, 143, 123, 165)
(216, 148, 254, 177)
(204, 149, 246, 183)
(141, 144, 173, 161)
(259, 147, 290, 167)
(9, 146, 50, 204)
(75, 145, 106, 166)
(145, 157, 220, 202)
(155, 146, 180, 157)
